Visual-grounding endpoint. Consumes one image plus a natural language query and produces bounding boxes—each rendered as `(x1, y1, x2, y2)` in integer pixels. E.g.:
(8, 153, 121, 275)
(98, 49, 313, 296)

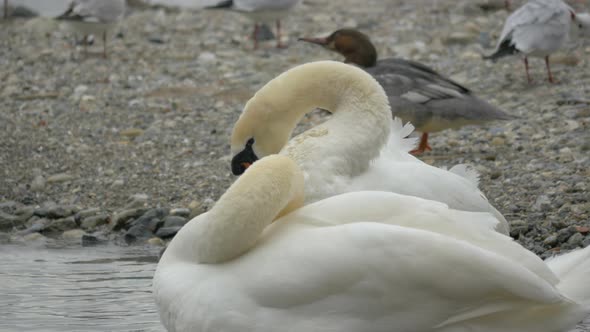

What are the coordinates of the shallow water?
(0, 244, 163, 332)
(0, 244, 588, 332)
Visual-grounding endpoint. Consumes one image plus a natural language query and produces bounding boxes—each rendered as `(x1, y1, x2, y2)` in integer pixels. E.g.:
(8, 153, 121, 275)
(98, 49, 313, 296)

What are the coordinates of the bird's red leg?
(545, 55, 555, 83)
(523, 56, 532, 84)
(276, 19, 285, 48)
(504, 0, 511, 10)
(410, 133, 433, 155)
(103, 31, 107, 58)
(252, 23, 259, 50)
(4, 0, 8, 19)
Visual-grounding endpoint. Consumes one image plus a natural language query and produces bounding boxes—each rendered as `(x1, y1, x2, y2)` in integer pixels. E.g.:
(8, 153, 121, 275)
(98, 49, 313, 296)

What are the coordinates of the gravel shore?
(0, 0, 589, 257)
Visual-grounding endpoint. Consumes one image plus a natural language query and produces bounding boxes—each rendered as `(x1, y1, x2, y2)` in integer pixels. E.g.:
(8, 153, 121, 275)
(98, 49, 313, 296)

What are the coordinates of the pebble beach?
(1, 0, 589, 258)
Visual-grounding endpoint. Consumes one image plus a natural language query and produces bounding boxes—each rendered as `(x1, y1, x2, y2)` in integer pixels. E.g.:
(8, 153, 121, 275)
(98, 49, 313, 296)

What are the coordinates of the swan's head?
(230, 96, 295, 175)
(299, 29, 378, 67)
(230, 60, 390, 175)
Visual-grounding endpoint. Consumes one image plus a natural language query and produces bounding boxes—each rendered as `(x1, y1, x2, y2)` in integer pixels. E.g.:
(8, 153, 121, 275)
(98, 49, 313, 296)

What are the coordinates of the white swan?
(230, 60, 509, 234)
(153, 153, 590, 332)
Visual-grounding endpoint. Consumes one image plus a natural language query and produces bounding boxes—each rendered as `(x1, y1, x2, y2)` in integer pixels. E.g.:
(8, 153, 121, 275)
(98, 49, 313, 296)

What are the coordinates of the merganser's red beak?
(298, 36, 329, 46)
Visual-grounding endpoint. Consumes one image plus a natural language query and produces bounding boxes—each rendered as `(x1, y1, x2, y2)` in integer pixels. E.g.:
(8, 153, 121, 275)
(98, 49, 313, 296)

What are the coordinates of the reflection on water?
(0, 244, 163, 332)
(0, 244, 588, 332)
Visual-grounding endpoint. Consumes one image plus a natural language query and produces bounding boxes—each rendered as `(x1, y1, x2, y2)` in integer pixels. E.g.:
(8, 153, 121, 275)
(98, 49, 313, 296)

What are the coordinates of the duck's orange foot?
(410, 133, 432, 155)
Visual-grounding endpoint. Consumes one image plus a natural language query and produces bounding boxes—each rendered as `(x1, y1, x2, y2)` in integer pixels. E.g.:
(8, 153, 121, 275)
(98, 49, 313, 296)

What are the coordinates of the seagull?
(56, 0, 126, 58)
(208, 0, 302, 49)
(485, 0, 580, 83)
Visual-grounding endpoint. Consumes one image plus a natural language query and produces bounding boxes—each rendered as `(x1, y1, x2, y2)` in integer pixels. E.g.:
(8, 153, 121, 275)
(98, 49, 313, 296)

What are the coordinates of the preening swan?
(153, 154, 590, 332)
(230, 60, 509, 234)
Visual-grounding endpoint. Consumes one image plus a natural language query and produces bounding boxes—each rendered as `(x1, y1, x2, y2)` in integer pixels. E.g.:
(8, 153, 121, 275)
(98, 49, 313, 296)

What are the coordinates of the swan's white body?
(231, 61, 509, 234)
(153, 153, 590, 332)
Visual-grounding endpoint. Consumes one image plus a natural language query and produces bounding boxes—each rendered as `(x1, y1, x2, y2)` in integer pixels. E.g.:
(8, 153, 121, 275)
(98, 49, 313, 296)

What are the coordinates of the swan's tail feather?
(448, 164, 480, 187)
(545, 245, 590, 306)
(387, 117, 418, 155)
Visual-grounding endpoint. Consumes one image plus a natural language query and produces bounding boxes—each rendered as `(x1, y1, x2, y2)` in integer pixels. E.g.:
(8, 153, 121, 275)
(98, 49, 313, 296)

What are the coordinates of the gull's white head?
(574, 13, 590, 35)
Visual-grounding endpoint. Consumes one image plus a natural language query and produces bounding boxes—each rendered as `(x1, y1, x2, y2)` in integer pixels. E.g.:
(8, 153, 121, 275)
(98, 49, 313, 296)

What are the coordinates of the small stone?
(444, 32, 476, 45)
(532, 195, 551, 212)
(75, 208, 101, 221)
(162, 215, 188, 228)
(170, 208, 190, 218)
(110, 208, 148, 231)
(556, 226, 577, 243)
(124, 194, 149, 209)
(575, 226, 590, 234)
(23, 232, 46, 242)
(81, 214, 110, 230)
(31, 175, 46, 192)
(36, 205, 77, 219)
(79, 95, 97, 111)
(147, 237, 165, 246)
(43, 216, 77, 236)
(189, 200, 205, 218)
(62, 229, 87, 240)
(491, 137, 505, 146)
(567, 233, 584, 246)
(197, 52, 217, 65)
(543, 234, 558, 246)
(46, 173, 75, 184)
(120, 128, 144, 138)
(155, 226, 182, 239)
(72, 85, 89, 101)
(82, 234, 107, 247)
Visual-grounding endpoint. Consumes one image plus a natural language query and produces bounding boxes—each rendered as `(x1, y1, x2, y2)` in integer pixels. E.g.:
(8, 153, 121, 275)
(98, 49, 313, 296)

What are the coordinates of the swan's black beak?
(231, 138, 258, 175)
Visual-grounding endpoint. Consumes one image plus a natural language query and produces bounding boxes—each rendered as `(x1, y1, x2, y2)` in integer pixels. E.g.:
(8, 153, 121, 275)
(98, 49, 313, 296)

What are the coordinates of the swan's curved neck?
(168, 156, 304, 264)
(238, 61, 391, 174)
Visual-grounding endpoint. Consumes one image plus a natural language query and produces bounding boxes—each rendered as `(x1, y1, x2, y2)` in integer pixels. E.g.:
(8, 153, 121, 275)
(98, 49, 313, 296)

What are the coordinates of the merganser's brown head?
(299, 29, 378, 68)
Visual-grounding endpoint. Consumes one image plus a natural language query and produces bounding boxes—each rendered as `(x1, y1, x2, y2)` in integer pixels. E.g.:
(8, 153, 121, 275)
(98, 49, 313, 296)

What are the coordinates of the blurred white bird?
(485, 0, 580, 83)
(208, 0, 302, 49)
(56, 0, 126, 58)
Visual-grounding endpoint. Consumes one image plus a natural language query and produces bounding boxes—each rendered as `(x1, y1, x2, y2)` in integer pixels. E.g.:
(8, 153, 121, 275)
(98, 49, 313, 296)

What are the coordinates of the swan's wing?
(236, 224, 569, 331)
(286, 191, 555, 285)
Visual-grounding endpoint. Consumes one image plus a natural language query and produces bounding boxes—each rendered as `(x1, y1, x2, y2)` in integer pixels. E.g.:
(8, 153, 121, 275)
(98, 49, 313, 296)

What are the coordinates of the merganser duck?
(300, 29, 514, 154)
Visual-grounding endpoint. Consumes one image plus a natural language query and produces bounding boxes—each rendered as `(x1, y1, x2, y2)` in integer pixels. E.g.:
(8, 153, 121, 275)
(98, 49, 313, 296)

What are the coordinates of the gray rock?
(42, 216, 77, 236)
(543, 234, 558, 247)
(130, 208, 168, 231)
(81, 214, 110, 230)
(124, 194, 149, 209)
(46, 173, 75, 183)
(35, 204, 78, 219)
(162, 215, 187, 228)
(155, 226, 182, 239)
(82, 234, 107, 247)
(556, 226, 577, 244)
(75, 208, 101, 221)
(110, 208, 149, 231)
(532, 195, 551, 212)
(567, 233, 584, 247)
(0, 210, 32, 231)
(124, 224, 153, 244)
(170, 208, 190, 218)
